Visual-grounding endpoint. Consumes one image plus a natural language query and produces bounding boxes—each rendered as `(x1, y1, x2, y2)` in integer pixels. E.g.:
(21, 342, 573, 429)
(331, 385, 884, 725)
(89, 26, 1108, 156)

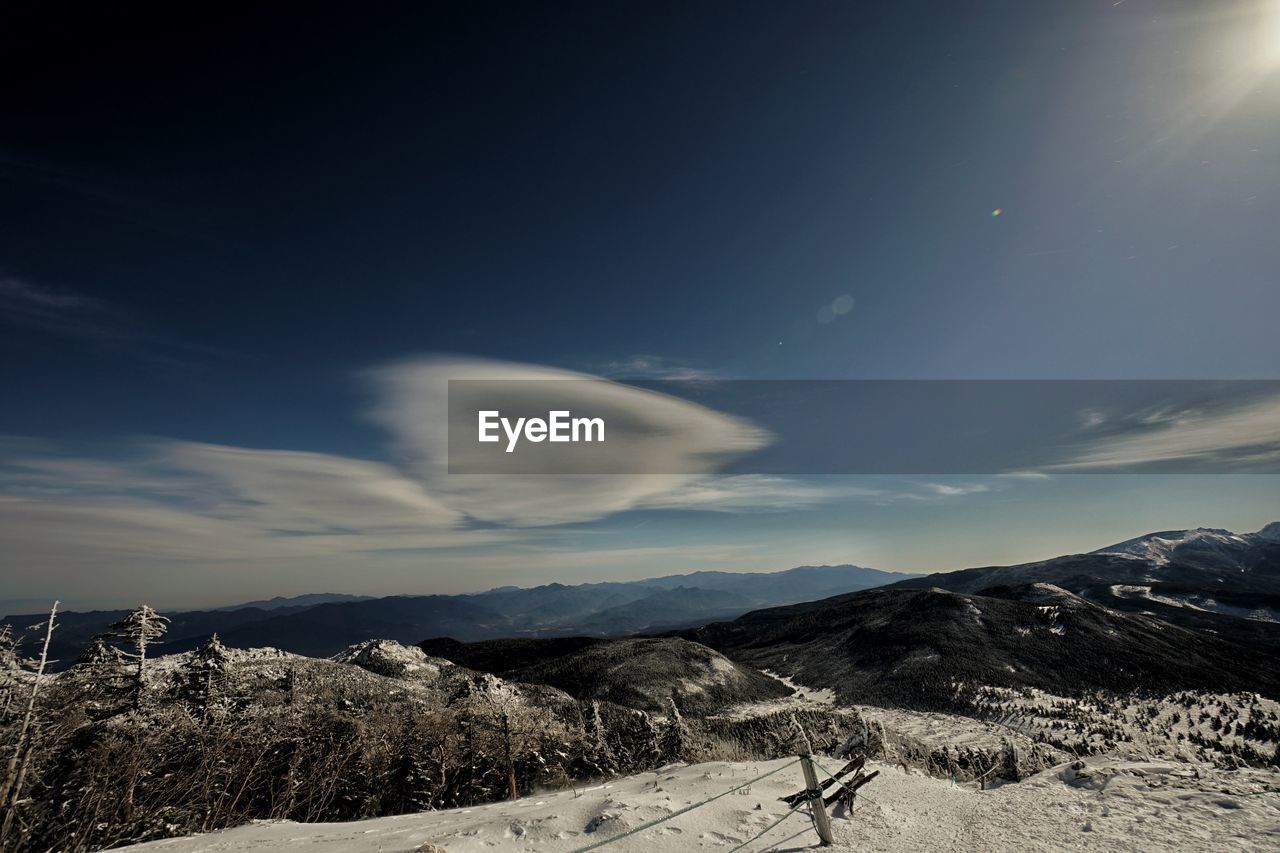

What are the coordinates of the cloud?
(0, 445, 518, 592)
(0, 355, 840, 594)
(592, 355, 718, 381)
(923, 482, 991, 497)
(159, 442, 463, 533)
(366, 356, 772, 525)
(1078, 408, 1107, 429)
(0, 276, 128, 342)
(2, 443, 466, 548)
(1050, 393, 1280, 471)
(634, 475, 878, 512)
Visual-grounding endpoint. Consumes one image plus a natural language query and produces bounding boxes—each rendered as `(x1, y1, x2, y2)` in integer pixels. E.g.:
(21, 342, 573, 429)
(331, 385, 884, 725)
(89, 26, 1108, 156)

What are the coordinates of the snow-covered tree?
(68, 635, 133, 707)
(0, 602, 57, 848)
(109, 605, 171, 705)
(0, 624, 19, 722)
(174, 633, 232, 717)
(657, 695, 687, 762)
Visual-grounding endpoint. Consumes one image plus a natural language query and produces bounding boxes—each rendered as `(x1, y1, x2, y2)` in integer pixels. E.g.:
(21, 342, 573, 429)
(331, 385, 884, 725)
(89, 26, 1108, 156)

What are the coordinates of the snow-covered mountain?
(683, 583, 1280, 709)
(889, 523, 1280, 649)
(1095, 523, 1280, 570)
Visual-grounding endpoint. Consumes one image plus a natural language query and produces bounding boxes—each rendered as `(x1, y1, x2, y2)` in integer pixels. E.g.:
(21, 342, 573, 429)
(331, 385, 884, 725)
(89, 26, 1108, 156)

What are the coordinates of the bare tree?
(0, 601, 57, 848)
(0, 625, 18, 723)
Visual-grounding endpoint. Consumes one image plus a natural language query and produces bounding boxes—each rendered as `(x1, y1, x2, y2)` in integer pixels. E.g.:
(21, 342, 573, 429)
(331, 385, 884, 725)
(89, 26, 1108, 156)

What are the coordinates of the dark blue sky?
(2, 2, 1278, 607)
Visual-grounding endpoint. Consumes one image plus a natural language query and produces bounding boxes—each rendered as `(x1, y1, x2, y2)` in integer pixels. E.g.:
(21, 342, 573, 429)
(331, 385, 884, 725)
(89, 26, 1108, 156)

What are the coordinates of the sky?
(2, 1, 1279, 610)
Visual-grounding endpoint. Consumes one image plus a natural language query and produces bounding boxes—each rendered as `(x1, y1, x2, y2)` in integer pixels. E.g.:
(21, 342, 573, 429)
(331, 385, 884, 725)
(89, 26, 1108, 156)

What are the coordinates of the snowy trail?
(120, 756, 1280, 852)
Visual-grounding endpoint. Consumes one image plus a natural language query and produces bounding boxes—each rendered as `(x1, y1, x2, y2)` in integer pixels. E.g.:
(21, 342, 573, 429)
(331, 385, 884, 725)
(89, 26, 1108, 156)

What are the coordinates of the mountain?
(639, 565, 912, 602)
(418, 635, 791, 713)
(214, 592, 374, 611)
(3, 563, 914, 667)
(682, 582, 1280, 709)
(212, 595, 513, 657)
(887, 524, 1280, 649)
(570, 586, 758, 634)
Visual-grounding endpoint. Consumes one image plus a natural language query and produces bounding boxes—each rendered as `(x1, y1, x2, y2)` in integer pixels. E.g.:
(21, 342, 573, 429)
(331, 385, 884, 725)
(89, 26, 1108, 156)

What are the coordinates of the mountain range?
(672, 523, 1280, 708)
(9, 524, 1279, 687)
(2, 563, 910, 667)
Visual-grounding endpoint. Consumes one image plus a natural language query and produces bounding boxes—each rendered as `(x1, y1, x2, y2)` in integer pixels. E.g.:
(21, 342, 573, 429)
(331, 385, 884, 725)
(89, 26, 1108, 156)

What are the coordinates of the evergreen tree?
(582, 699, 618, 777)
(383, 718, 432, 814)
(68, 635, 132, 707)
(174, 633, 232, 717)
(657, 695, 686, 762)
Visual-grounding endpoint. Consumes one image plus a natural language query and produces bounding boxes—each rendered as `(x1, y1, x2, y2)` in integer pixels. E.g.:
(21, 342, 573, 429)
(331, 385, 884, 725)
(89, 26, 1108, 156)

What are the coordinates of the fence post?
(799, 754, 834, 846)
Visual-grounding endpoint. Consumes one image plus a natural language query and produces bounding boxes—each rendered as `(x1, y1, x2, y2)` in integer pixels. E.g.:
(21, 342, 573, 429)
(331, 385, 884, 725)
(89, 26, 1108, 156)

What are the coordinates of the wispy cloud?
(0, 274, 242, 368)
(593, 355, 718, 381)
(635, 475, 878, 512)
(1051, 393, 1280, 471)
(923, 482, 991, 497)
(0, 276, 130, 342)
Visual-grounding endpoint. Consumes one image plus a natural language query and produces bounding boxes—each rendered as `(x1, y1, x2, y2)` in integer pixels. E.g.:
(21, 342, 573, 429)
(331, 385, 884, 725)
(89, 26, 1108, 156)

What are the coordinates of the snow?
(1107, 585, 1280, 623)
(1094, 526, 1271, 569)
(115, 755, 1280, 852)
(711, 670, 836, 719)
(974, 686, 1280, 766)
(334, 638, 450, 678)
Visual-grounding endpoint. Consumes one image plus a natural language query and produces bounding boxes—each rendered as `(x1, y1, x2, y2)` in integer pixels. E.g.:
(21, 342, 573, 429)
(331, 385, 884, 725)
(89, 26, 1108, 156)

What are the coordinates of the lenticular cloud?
(365, 356, 771, 526)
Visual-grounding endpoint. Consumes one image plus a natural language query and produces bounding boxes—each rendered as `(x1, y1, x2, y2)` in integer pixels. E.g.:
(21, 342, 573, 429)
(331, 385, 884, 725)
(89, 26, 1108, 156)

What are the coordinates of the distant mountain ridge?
(3, 563, 913, 666)
(214, 592, 375, 611)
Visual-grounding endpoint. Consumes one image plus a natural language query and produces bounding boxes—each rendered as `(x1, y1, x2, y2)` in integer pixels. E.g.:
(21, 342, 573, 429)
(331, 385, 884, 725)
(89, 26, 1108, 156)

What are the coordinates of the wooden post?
(800, 754, 834, 846)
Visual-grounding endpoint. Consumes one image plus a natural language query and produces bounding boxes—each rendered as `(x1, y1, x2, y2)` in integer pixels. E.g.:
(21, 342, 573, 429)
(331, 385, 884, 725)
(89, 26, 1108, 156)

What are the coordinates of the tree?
(657, 696, 687, 762)
(0, 625, 19, 723)
(68, 635, 133, 709)
(109, 605, 171, 706)
(460, 676, 534, 801)
(173, 633, 232, 717)
(0, 601, 58, 849)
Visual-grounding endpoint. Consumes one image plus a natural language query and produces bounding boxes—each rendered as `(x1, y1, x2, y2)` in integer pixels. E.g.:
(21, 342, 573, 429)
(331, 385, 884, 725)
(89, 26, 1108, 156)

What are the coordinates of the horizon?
(5, 518, 1276, 614)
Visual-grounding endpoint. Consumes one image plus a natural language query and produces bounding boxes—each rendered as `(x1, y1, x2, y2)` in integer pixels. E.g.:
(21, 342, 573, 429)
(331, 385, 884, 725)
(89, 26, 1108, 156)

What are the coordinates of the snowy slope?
(117, 755, 1280, 852)
(1095, 526, 1271, 569)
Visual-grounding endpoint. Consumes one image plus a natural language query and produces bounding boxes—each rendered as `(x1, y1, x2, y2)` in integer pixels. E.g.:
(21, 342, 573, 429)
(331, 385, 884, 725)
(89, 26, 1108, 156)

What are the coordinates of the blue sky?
(2, 2, 1278, 608)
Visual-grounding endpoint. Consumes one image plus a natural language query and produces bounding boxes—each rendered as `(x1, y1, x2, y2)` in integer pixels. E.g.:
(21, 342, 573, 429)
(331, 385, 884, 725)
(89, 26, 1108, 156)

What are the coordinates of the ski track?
(119, 755, 1280, 852)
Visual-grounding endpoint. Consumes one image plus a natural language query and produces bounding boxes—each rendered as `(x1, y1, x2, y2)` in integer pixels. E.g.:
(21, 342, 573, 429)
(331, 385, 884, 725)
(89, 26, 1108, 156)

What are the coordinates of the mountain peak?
(1094, 527, 1251, 565)
(1254, 521, 1280, 542)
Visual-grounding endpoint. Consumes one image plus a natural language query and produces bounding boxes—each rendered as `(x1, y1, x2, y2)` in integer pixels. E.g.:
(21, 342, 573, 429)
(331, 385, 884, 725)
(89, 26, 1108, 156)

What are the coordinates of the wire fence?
(570, 758, 805, 853)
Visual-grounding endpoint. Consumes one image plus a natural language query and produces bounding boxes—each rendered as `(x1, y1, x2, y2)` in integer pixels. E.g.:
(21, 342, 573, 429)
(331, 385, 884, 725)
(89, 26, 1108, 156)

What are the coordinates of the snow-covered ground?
(119, 754, 1280, 852)
(710, 670, 836, 720)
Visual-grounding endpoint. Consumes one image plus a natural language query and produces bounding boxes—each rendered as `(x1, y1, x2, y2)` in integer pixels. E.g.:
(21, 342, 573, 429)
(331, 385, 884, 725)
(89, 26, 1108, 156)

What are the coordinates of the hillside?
(889, 524, 1280, 649)
(419, 636, 791, 713)
(683, 583, 1280, 708)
